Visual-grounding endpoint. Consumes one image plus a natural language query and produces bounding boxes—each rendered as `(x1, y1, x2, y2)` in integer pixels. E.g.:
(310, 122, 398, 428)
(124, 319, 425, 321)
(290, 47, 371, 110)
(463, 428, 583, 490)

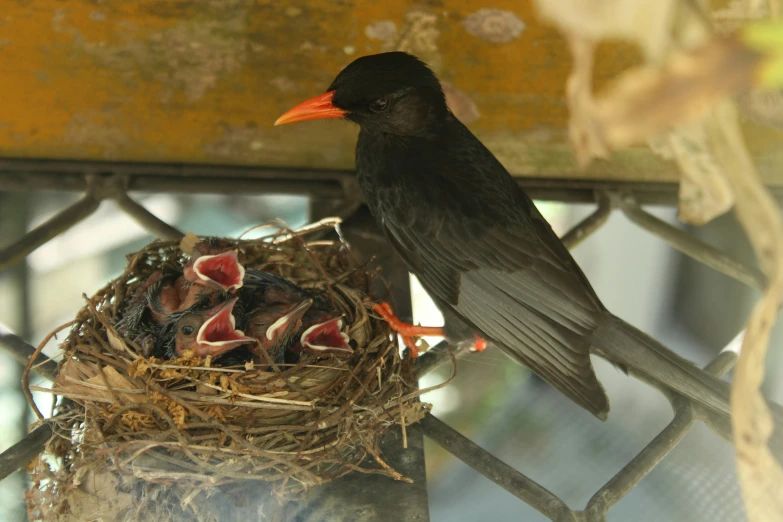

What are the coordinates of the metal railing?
(1, 159, 780, 522)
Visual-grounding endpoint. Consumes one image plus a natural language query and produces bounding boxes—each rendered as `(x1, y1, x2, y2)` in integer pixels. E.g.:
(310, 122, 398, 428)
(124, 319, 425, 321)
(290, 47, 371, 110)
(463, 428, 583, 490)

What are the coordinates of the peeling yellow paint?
(0, 0, 779, 184)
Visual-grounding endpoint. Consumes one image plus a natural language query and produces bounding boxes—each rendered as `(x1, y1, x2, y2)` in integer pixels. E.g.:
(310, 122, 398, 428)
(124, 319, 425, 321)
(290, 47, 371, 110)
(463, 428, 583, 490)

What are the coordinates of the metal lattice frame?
(1, 160, 781, 522)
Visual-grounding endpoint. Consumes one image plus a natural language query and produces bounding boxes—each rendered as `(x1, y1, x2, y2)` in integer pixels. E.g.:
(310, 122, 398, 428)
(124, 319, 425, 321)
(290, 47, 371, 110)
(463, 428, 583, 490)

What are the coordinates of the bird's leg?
(371, 302, 444, 357)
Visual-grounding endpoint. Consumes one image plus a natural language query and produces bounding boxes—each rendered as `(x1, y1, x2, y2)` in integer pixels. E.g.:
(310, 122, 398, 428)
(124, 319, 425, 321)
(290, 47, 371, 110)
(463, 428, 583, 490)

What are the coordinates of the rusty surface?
(0, 1, 781, 183)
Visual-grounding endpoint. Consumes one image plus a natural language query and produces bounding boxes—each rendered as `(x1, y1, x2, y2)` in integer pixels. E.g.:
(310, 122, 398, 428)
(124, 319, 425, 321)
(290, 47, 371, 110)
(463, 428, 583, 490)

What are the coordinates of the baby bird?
(163, 297, 254, 359)
(237, 270, 352, 364)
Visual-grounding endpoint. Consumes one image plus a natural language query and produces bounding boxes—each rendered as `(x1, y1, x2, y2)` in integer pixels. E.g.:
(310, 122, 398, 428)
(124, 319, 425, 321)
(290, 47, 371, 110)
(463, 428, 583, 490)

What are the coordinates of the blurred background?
(1, 1, 783, 521)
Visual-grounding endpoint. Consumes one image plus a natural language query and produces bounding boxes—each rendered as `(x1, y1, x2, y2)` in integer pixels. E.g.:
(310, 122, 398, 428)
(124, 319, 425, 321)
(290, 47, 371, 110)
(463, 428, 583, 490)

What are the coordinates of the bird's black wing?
(363, 119, 610, 417)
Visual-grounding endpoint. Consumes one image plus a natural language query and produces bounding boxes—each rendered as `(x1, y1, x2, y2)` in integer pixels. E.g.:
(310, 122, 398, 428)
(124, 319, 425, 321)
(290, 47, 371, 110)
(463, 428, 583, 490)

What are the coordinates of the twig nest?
(26, 222, 428, 522)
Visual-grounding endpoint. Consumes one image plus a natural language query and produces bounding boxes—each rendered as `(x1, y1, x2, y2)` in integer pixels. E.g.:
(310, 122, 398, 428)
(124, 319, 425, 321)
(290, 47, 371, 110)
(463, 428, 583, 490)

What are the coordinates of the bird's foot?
(371, 302, 444, 358)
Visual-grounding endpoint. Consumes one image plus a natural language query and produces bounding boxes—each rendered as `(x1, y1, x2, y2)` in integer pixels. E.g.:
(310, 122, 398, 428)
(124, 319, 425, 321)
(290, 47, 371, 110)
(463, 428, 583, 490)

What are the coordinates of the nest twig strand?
(25, 223, 429, 521)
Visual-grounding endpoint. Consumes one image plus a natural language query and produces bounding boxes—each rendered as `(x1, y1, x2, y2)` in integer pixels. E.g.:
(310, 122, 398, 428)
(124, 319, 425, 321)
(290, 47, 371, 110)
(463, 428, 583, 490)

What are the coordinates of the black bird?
(275, 51, 734, 420)
(163, 297, 254, 359)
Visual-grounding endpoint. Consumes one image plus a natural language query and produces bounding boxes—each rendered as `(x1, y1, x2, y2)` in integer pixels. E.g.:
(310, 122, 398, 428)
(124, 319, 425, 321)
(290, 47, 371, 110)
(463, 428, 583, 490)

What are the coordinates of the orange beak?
(274, 91, 346, 126)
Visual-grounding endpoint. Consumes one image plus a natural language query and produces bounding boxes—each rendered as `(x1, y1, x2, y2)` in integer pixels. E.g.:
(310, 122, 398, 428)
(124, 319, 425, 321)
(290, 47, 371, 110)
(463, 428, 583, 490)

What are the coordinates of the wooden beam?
(0, 1, 779, 185)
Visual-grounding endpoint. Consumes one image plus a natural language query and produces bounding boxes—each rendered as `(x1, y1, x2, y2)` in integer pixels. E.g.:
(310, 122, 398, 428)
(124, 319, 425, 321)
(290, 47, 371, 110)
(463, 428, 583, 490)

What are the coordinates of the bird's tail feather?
(593, 314, 732, 418)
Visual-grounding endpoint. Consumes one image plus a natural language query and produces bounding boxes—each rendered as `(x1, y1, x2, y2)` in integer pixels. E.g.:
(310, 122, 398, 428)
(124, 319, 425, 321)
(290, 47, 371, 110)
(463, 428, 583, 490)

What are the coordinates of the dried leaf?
(648, 120, 734, 224)
(196, 382, 219, 395)
(179, 231, 200, 255)
(563, 22, 783, 157)
(533, 0, 675, 58)
(128, 357, 152, 378)
(105, 323, 129, 354)
(737, 88, 783, 129)
(205, 405, 227, 423)
(55, 362, 146, 405)
(85, 367, 146, 404)
(54, 359, 95, 390)
(167, 401, 186, 427)
(595, 36, 760, 149)
(707, 101, 783, 522)
(119, 410, 156, 430)
(66, 468, 134, 522)
(714, 0, 773, 35)
(159, 368, 184, 380)
(563, 35, 609, 167)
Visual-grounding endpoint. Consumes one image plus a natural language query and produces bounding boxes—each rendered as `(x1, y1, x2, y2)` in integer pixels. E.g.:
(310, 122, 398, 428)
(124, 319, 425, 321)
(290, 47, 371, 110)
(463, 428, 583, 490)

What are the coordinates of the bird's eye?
(369, 97, 390, 113)
(181, 325, 195, 336)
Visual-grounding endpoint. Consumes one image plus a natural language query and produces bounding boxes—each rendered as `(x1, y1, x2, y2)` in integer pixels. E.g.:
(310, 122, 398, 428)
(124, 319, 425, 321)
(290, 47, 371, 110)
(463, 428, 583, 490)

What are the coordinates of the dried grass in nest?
(25, 221, 435, 522)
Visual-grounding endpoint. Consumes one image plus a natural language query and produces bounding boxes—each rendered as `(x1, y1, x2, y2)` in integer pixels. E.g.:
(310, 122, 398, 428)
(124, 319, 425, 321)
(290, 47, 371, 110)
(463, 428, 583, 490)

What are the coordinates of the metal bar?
(561, 192, 613, 250)
(306, 197, 364, 224)
(0, 424, 52, 482)
(0, 172, 346, 198)
(616, 194, 767, 290)
(0, 326, 57, 381)
(0, 158, 356, 181)
(131, 176, 345, 198)
(0, 171, 680, 204)
(113, 192, 184, 240)
(0, 194, 101, 271)
(584, 349, 738, 519)
(418, 413, 576, 522)
(704, 350, 738, 377)
(0, 160, 719, 205)
(5, 156, 783, 204)
(585, 405, 694, 519)
(0, 172, 86, 192)
(3, 190, 34, 522)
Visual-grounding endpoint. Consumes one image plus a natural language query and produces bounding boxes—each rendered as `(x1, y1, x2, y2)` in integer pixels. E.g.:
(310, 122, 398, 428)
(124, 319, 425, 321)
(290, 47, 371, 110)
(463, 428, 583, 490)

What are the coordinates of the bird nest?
(25, 221, 430, 522)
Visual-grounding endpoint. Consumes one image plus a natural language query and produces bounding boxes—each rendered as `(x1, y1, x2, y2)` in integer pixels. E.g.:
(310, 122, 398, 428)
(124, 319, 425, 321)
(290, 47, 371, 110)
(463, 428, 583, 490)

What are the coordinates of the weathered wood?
(1, 1, 780, 184)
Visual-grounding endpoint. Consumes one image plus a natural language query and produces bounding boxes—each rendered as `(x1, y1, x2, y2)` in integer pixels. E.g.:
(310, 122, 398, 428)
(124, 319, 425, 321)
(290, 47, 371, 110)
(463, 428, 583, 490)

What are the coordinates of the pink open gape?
(193, 251, 245, 291)
(197, 299, 253, 349)
(265, 299, 313, 342)
(301, 318, 352, 353)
